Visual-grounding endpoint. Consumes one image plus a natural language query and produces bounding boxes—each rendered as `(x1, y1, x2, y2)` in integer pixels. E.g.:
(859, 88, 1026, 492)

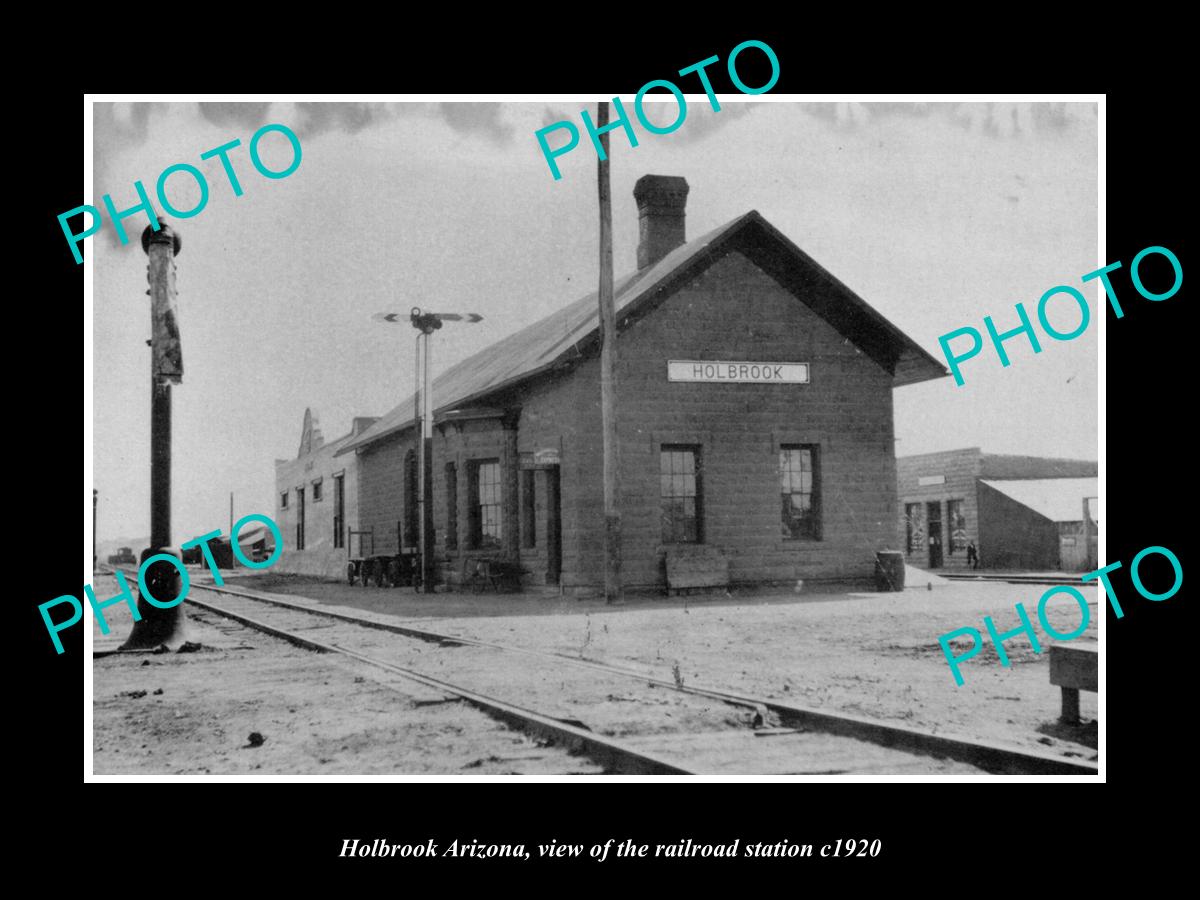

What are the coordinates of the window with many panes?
(780, 445, 820, 540)
(948, 499, 967, 553)
(660, 446, 702, 543)
(905, 503, 924, 554)
(470, 459, 502, 549)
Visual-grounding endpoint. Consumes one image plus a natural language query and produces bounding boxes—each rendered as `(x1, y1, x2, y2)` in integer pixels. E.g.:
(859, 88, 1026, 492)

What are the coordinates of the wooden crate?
(664, 546, 730, 594)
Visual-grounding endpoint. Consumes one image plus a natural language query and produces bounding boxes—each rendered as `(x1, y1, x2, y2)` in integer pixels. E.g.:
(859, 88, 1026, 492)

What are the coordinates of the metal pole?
(416, 331, 426, 590)
(597, 101, 622, 604)
(93, 489, 98, 571)
(414, 331, 422, 437)
(420, 329, 435, 591)
(382, 307, 479, 592)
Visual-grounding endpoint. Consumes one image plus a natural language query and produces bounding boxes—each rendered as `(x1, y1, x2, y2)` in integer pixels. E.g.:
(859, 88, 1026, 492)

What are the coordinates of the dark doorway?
(296, 487, 306, 551)
(926, 501, 942, 568)
(333, 474, 345, 549)
(546, 466, 562, 584)
(404, 450, 418, 549)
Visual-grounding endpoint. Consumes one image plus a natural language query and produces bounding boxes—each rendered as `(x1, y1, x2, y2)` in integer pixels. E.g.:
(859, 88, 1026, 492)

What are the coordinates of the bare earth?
(92, 578, 600, 776)
(92, 570, 1098, 775)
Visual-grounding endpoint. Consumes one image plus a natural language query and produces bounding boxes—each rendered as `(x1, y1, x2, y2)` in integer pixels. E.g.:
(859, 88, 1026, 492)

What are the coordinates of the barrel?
(874, 550, 905, 592)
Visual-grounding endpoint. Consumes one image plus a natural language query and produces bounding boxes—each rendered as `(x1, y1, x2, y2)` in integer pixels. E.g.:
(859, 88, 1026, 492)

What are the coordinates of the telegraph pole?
(597, 101, 622, 604)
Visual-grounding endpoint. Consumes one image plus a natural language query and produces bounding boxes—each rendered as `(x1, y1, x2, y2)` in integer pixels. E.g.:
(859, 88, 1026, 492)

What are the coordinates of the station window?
(312, 477, 323, 502)
(280, 491, 288, 510)
(780, 445, 820, 540)
(469, 459, 502, 549)
(660, 446, 702, 543)
(948, 499, 967, 553)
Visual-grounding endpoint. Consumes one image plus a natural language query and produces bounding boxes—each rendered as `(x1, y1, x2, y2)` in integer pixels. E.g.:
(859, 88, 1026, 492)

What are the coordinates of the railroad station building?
(274, 408, 377, 578)
(896, 448, 1098, 573)
(335, 175, 947, 593)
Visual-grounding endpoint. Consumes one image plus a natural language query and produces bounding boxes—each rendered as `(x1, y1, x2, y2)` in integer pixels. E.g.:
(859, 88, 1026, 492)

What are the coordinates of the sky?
(90, 98, 1098, 545)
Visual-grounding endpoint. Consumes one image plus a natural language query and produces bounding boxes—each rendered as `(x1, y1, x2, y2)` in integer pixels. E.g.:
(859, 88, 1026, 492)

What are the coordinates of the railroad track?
(102, 567, 1098, 776)
(942, 573, 1088, 587)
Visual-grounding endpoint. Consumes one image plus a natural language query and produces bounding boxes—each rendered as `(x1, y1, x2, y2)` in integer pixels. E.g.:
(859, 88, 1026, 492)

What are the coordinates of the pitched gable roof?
(339, 210, 946, 456)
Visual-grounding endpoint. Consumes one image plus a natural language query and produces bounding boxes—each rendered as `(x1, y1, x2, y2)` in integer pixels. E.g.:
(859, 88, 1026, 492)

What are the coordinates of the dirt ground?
(92, 570, 1099, 775)
(220, 571, 1100, 759)
(91, 575, 600, 776)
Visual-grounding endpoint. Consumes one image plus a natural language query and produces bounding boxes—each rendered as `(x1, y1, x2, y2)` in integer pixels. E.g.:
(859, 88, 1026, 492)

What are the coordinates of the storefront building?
(897, 448, 1097, 572)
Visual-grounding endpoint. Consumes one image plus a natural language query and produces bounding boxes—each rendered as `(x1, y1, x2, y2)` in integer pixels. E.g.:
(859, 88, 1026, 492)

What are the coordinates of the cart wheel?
(347, 562, 357, 586)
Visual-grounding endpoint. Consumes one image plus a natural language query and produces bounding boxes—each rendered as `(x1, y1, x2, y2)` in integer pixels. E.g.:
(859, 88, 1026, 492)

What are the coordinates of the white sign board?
(918, 475, 946, 486)
(668, 360, 810, 384)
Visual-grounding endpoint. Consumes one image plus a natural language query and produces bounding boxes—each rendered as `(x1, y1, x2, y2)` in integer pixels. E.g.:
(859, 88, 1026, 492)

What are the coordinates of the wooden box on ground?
(1049, 642, 1098, 724)
(664, 546, 730, 595)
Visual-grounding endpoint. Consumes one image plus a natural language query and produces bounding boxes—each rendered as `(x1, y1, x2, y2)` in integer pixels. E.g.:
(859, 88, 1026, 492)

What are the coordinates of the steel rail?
(182, 591, 692, 776)
(105, 567, 1099, 776)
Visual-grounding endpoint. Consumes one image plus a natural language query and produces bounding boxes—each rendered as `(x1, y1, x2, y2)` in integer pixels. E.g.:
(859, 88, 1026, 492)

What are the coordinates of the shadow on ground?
(1036, 718, 1098, 750)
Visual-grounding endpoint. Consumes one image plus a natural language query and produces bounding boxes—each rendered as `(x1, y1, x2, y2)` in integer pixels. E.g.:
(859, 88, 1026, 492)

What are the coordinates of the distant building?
(896, 448, 1098, 572)
(274, 408, 377, 578)
(235, 522, 277, 563)
(333, 174, 946, 593)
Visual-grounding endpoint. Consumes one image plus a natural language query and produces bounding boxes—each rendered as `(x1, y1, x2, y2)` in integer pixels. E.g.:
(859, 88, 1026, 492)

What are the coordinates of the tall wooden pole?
(597, 102, 622, 604)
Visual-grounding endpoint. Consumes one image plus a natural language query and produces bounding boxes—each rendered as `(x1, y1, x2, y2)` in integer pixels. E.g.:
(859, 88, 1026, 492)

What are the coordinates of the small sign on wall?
(918, 475, 946, 486)
(668, 360, 810, 384)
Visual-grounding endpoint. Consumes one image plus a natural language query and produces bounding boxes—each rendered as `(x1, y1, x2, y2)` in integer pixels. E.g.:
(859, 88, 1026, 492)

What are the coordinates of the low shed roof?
(980, 478, 1099, 523)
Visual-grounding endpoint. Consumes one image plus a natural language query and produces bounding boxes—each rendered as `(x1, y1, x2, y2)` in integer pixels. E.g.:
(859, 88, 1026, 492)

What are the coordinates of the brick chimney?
(634, 175, 689, 270)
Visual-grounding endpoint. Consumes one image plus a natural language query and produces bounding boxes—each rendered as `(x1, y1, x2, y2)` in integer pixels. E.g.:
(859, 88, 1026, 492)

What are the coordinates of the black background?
(22, 25, 1186, 884)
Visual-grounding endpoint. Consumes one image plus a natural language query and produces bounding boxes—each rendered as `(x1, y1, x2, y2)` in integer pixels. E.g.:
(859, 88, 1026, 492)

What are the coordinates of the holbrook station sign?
(667, 360, 810, 384)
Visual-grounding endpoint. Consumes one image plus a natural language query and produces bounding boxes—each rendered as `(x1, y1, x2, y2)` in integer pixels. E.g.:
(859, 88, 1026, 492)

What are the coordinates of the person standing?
(967, 541, 979, 570)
